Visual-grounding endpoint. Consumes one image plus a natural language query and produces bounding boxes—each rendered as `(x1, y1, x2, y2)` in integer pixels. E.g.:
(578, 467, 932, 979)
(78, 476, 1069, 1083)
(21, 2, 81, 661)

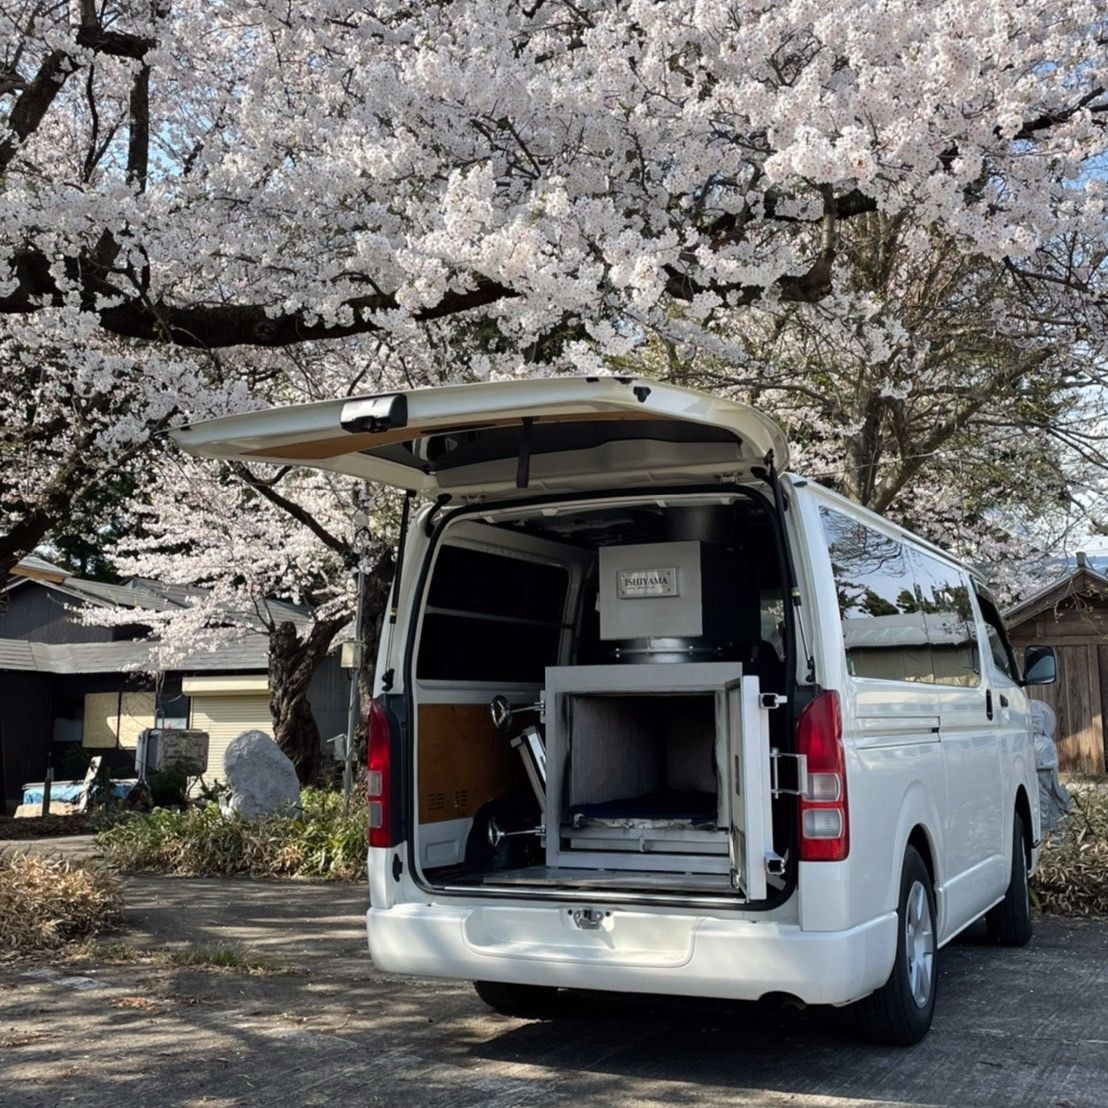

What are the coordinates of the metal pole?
(40, 759, 53, 818)
(342, 487, 369, 816)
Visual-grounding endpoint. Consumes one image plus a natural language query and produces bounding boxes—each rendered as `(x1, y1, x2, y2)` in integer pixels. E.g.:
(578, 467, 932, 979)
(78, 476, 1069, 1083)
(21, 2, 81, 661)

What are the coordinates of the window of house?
(417, 544, 570, 683)
(156, 694, 191, 730)
(83, 692, 120, 749)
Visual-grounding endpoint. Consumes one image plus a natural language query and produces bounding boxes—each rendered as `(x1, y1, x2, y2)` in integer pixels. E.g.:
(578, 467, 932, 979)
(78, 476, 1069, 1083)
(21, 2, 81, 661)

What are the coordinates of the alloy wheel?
(904, 879, 935, 1008)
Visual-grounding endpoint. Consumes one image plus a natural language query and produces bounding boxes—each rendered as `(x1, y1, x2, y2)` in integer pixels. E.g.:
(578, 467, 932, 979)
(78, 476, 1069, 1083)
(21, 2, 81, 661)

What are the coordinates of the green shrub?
(1032, 786, 1108, 918)
(147, 764, 190, 808)
(96, 788, 368, 881)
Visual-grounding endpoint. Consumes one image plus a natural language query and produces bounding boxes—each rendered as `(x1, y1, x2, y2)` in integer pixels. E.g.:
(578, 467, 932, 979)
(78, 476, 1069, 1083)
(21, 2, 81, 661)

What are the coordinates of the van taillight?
(796, 690, 849, 861)
(366, 698, 393, 849)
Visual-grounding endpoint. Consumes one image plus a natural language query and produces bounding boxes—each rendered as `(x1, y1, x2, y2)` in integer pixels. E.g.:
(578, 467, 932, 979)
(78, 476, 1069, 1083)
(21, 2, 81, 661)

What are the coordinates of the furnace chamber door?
(726, 675, 774, 901)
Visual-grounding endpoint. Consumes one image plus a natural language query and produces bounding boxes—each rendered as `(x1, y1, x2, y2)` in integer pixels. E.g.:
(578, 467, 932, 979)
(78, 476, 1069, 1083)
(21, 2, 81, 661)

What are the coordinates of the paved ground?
(1, 870, 1107, 1107)
(0, 834, 100, 860)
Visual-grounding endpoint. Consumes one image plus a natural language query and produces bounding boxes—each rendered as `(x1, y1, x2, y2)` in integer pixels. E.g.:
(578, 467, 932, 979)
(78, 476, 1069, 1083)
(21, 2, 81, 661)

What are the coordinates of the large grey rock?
(1030, 700, 1072, 834)
(221, 731, 301, 820)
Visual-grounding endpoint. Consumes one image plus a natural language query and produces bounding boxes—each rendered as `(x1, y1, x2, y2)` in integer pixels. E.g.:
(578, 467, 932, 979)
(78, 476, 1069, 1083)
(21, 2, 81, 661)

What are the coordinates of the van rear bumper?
(367, 903, 896, 1006)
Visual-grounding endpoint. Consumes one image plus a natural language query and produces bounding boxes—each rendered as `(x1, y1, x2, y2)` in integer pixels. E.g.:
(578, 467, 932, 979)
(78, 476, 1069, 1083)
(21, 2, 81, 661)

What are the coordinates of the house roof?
(5, 564, 312, 628)
(1005, 560, 1108, 628)
(0, 635, 271, 675)
(8, 555, 70, 585)
(842, 611, 974, 649)
(2, 558, 315, 676)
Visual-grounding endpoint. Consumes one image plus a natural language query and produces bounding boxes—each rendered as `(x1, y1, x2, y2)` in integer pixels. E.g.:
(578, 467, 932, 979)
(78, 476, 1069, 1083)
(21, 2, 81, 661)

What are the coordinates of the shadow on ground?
(2, 877, 1106, 1108)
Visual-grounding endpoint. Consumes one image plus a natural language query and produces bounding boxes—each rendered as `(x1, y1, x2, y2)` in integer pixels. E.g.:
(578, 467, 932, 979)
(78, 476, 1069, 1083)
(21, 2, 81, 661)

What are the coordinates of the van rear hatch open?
(173, 378, 798, 906)
(172, 376, 789, 498)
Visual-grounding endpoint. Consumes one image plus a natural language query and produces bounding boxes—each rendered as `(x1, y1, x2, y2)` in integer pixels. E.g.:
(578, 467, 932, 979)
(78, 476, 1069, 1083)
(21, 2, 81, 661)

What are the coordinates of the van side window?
(910, 550, 980, 687)
(973, 589, 1020, 683)
(417, 544, 570, 683)
(819, 508, 932, 683)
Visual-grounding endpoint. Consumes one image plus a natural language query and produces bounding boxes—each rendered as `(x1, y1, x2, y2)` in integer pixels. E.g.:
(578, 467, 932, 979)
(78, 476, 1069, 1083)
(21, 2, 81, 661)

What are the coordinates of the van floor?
(437, 864, 738, 894)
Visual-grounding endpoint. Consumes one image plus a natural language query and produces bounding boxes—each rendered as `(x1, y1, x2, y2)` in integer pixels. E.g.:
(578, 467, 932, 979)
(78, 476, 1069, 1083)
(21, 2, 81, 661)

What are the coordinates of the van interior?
(411, 492, 794, 900)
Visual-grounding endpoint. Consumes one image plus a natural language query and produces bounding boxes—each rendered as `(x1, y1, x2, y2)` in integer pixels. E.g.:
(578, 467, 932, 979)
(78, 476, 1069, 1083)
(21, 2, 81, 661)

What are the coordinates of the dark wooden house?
(0, 557, 348, 813)
(1006, 554, 1108, 775)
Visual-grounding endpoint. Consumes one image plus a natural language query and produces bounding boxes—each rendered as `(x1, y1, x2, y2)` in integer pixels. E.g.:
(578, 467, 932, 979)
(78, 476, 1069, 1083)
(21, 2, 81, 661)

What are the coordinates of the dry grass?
(1032, 786, 1108, 919)
(0, 853, 122, 955)
(162, 944, 300, 975)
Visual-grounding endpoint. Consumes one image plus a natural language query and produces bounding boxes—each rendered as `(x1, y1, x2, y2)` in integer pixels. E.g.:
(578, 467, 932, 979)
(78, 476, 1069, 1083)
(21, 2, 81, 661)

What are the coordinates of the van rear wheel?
(473, 980, 564, 1019)
(855, 846, 937, 1046)
(986, 811, 1033, 947)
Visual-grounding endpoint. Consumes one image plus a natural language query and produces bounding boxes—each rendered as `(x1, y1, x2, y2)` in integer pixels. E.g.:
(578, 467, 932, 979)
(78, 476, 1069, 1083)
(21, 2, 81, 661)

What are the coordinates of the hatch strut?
(762, 451, 816, 684)
(516, 417, 535, 489)
(380, 489, 414, 692)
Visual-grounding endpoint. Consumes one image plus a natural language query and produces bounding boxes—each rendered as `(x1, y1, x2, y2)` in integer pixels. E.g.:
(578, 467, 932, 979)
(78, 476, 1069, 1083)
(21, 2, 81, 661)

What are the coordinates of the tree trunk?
(0, 506, 59, 596)
(268, 616, 346, 784)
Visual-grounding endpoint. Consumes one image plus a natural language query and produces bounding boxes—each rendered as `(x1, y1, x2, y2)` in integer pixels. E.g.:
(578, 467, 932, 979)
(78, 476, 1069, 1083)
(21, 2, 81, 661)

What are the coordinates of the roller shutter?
(189, 694, 273, 784)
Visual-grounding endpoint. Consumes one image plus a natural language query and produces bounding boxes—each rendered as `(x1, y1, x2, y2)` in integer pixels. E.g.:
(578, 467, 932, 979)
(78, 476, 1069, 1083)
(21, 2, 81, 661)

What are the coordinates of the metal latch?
(760, 693, 787, 709)
(770, 749, 809, 798)
(572, 908, 607, 930)
(764, 850, 787, 878)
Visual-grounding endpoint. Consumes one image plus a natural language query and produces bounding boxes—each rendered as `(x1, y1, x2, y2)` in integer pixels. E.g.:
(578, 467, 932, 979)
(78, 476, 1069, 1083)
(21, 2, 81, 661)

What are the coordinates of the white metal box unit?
(543, 662, 745, 874)
(598, 540, 704, 639)
(598, 540, 745, 662)
(135, 728, 210, 778)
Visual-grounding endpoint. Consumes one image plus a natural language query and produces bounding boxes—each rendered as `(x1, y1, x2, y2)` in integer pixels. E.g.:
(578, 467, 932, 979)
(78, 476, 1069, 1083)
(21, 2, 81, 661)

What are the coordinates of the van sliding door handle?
(999, 694, 1009, 709)
(985, 690, 993, 721)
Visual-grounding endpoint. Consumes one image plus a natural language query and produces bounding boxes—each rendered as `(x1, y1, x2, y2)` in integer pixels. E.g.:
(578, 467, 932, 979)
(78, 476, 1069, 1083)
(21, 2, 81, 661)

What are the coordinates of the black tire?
(986, 811, 1033, 947)
(855, 846, 938, 1046)
(473, 980, 565, 1019)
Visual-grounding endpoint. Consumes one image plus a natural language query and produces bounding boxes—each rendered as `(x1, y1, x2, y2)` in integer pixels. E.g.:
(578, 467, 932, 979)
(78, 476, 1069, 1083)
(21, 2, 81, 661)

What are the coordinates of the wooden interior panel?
(418, 703, 530, 823)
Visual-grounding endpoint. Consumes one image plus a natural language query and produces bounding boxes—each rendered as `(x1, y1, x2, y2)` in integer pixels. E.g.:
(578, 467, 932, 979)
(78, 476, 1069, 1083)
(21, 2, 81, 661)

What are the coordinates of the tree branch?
(0, 49, 72, 173)
(74, 24, 155, 61)
(1014, 87, 1106, 140)
(127, 64, 150, 191)
(230, 463, 351, 557)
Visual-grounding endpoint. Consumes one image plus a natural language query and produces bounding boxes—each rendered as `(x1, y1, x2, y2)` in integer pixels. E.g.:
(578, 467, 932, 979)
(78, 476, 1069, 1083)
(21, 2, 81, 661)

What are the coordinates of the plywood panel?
(418, 704, 529, 824)
(1088, 643, 1105, 775)
(118, 692, 156, 750)
(83, 692, 119, 749)
(1099, 644, 1108, 772)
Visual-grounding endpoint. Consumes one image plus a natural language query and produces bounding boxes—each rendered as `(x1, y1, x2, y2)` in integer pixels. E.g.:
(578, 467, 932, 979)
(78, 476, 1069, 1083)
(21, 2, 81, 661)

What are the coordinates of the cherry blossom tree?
(3, 1, 1106, 730)
(636, 211, 1107, 592)
(0, 309, 259, 589)
(91, 452, 397, 781)
(1, 1, 1103, 355)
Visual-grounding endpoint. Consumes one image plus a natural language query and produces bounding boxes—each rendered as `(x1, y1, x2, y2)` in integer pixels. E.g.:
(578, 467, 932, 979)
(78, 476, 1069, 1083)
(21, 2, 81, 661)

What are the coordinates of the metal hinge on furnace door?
(769, 750, 809, 799)
(759, 694, 809, 799)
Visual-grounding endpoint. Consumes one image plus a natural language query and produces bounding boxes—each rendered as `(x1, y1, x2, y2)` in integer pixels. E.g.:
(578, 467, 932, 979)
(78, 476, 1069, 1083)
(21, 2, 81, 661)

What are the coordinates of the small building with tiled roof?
(0, 558, 346, 813)
(1006, 553, 1108, 775)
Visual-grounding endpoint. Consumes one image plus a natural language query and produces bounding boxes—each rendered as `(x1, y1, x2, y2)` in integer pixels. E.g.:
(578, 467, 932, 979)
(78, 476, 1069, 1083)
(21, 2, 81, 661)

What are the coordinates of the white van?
(175, 376, 1057, 1045)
